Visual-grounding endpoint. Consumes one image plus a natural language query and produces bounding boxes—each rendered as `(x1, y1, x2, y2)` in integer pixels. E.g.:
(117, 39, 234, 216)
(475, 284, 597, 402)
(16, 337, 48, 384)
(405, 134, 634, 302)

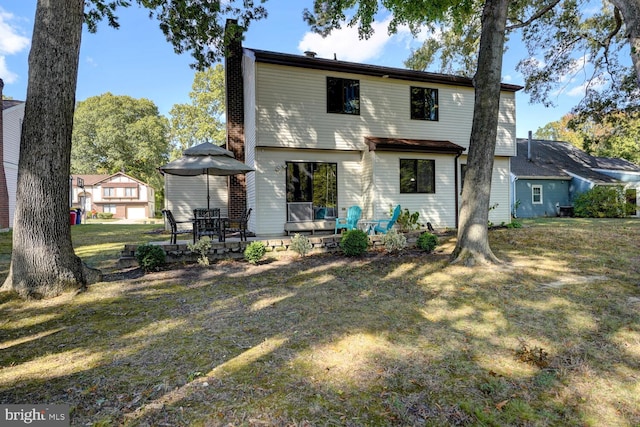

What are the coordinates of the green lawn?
(1, 219, 639, 426)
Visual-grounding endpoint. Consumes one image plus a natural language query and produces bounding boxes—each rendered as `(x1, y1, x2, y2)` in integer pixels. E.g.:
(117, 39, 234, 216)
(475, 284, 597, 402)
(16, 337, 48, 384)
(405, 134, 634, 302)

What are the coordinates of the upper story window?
(103, 187, 115, 197)
(124, 187, 137, 198)
(411, 87, 439, 121)
(327, 77, 360, 115)
(400, 159, 435, 193)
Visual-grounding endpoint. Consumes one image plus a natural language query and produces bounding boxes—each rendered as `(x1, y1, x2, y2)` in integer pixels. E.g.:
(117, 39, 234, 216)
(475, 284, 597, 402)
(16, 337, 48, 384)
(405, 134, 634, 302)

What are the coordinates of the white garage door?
(126, 207, 146, 220)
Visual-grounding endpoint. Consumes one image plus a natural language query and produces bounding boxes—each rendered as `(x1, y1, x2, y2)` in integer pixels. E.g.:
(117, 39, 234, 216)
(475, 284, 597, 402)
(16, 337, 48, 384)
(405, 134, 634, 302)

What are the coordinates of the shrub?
(380, 229, 407, 253)
(416, 232, 438, 253)
(188, 236, 212, 266)
(136, 243, 166, 272)
(244, 241, 266, 264)
(290, 233, 313, 257)
(573, 186, 630, 218)
(396, 208, 420, 232)
(96, 212, 114, 219)
(339, 229, 369, 257)
(507, 219, 522, 229)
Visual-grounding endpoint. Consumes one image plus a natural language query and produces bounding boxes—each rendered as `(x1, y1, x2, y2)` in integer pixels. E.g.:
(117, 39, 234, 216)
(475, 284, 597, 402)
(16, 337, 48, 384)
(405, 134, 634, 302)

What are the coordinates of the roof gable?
(71, 172, 150, 187)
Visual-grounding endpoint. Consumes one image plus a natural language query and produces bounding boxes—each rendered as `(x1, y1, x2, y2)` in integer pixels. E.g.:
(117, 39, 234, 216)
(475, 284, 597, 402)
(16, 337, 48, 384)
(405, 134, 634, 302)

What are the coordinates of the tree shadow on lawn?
(0, 235, 639, 426)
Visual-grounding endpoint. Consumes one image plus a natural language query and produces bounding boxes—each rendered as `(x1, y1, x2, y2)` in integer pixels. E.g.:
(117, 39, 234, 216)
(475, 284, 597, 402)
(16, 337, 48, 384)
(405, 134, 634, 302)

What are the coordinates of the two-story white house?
(71, 172, 155, 220)
(167, 21, 521, 237)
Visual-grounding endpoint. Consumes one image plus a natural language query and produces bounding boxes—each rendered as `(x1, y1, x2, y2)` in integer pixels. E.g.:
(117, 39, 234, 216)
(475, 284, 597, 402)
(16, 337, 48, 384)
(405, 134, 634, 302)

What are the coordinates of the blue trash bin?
(75, 208, 82, 224)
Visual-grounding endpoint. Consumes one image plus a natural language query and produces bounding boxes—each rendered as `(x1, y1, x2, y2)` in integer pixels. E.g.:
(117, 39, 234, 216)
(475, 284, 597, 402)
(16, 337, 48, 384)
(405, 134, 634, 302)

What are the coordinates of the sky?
(0, 1, 602, 138)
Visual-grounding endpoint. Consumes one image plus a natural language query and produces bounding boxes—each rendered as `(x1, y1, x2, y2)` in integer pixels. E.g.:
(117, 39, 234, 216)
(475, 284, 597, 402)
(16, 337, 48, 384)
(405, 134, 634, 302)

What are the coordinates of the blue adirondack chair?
(334, 205, 362, 234)
(374, 204, 401, 234)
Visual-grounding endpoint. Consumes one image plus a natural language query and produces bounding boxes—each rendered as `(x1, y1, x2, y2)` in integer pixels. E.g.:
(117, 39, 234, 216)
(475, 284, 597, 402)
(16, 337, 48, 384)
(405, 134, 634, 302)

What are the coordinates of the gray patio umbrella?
(159, 142, 254, 209)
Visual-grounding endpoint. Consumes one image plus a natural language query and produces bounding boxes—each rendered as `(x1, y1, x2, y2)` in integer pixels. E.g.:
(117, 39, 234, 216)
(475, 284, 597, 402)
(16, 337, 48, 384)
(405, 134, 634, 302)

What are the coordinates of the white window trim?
(532, 185, 543, 204)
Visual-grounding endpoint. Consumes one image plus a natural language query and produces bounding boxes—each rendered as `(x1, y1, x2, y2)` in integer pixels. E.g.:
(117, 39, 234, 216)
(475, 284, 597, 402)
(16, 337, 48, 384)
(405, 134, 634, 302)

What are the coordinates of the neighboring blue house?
(510, 138, 640, 218)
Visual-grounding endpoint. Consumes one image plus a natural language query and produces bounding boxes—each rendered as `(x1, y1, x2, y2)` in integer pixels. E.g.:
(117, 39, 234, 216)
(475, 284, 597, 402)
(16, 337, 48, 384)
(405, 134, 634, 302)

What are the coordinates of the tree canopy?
(406, 1, 640, 122)
(168, 64, 226, 157)
(71, 92, 170, 190)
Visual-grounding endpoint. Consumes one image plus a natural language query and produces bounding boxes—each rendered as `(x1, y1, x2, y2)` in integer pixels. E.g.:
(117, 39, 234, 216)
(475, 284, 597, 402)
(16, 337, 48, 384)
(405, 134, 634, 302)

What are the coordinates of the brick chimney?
(225, 19, 246, 220)
(0, 79, 10, 229)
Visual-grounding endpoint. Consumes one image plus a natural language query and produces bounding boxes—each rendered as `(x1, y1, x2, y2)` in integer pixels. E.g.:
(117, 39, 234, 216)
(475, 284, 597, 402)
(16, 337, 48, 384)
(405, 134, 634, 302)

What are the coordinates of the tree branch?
(601, 6, 623, 50)
(506, 0, 562, 31)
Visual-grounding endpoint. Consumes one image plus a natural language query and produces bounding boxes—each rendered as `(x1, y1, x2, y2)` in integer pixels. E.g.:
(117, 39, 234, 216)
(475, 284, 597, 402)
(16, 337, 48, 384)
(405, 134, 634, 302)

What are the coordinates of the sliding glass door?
(286, 162, 337, 221)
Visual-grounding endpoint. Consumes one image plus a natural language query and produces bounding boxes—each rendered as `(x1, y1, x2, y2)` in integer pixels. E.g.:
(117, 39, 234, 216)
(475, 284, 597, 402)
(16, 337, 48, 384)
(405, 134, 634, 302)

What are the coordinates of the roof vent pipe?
(304, 51, 317, 58)
(527, 130, 532, 162)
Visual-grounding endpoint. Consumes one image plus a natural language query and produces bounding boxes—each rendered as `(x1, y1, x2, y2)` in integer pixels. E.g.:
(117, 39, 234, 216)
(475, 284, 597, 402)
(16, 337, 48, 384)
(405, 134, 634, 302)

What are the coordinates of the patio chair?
(374, 204, 401, 234)
(334, 205, 362, 234)
(225, 207, 252, 241)
(193, 208, 225, 242)
(162, 209, 192, 244)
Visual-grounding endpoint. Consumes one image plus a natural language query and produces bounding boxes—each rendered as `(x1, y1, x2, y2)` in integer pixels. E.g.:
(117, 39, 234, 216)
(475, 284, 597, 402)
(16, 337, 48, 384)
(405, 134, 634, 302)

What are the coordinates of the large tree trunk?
(609, 0, 640, 86)
(1, 0, 101, 298)
(450, 0, 508, 266)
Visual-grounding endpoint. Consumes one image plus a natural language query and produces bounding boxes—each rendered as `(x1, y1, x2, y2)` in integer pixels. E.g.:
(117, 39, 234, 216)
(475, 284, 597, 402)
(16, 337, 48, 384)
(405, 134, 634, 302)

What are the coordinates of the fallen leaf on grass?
(495, 400, 509, 411)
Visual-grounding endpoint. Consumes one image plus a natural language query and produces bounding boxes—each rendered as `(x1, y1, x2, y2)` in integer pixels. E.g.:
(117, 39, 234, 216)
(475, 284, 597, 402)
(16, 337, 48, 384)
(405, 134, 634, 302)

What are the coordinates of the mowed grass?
(0, 219, 639, 426)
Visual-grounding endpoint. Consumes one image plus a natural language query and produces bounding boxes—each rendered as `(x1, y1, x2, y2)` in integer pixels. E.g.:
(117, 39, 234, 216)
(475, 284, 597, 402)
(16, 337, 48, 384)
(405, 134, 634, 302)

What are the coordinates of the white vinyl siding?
(254, 148, 361, 236)
(361, 150, 375, 219)
(2, 103, 24, 227)
(253, 62, 516, 156)
(165, 175, 228, 223)
(488, 157, 512, 225)
(243, 52, 258, 232)
(371, 152, 457, 227)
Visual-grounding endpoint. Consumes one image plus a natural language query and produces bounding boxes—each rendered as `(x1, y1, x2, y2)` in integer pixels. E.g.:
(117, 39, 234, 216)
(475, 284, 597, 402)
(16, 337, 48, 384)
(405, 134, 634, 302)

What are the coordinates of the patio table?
(358, 219, 378, 235)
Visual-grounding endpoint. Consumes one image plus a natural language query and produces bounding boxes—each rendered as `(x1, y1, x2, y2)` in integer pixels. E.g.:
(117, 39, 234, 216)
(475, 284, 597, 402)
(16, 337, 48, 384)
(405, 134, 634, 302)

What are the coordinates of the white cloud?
(0, 56, 17, 83)
(0, 8, 30, 84)
(0, 9, 30, 55)
(85, 56, 97, 67)
(297, 15, 415, 63)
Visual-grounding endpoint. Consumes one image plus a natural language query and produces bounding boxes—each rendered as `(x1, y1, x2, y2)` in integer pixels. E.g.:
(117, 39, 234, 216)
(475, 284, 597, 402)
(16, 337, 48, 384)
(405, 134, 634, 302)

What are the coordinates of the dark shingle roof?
(512, 139, 622, 184)
(71, 174, 110, 186)
(248, 48, 523, 92)
(2, 99, 24, 110)
(594, 156, 640, 171)
(365, 137, 466, 154)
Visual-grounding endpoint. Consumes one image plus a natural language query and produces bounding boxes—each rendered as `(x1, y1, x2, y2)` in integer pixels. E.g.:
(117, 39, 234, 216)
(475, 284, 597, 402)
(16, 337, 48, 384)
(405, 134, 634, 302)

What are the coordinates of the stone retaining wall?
(118, 233, 420, 268)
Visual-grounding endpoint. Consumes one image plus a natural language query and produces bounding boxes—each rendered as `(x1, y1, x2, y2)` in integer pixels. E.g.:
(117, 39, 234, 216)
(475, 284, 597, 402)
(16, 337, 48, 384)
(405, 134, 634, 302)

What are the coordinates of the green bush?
(96, 212, 114, 219)
(188, 236, 212, 266)
(380, 229, 407, 253)
(507, 219, 522, 229)
(573, 186, 630, 218)
(290, 233, 313, 257)
(136, 243, 166, 272)
(416, 232, 438, 253)
(244, 241, 266, 264)
(339, 229, 369, 257)
(396, 208, 420, 232)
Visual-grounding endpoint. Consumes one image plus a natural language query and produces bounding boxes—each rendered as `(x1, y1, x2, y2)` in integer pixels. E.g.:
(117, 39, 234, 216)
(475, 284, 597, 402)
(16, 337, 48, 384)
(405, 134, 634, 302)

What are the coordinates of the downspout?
(454, 151, 462, 228)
